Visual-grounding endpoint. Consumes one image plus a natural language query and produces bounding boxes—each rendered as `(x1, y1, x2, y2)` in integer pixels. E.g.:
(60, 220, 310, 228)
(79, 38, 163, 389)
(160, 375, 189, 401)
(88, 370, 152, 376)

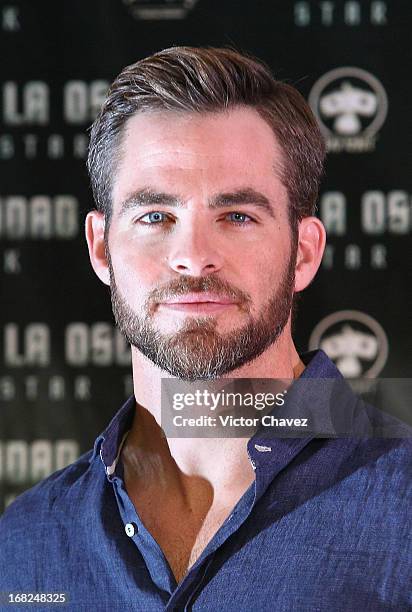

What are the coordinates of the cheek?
(109, 236, 164, 299)
(234, 247, 289, 311)
(262, 248, 288, 275)
(252, 239, 293, 295)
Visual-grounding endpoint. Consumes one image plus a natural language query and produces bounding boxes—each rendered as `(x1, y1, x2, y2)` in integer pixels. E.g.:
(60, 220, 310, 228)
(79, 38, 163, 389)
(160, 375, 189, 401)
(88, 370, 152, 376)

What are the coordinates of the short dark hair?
(87, 46, 325, 234)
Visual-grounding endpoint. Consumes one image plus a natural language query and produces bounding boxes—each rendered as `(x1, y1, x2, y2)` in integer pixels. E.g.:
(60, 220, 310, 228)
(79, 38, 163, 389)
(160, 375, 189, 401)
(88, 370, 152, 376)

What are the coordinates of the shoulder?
(362, 436, 412, 479)
(0, 448, 103, 541)
(0, 448, 118, 592)
(354, 402, 412, 482)
(329, 380, 412, 483)
(330, 434, 412, 471)
(322, 435, 412, 510)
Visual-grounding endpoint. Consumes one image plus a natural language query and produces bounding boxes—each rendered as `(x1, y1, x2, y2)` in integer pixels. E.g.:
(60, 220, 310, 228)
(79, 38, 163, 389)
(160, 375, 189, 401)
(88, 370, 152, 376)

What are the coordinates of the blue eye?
(138, 211, 168, 224)
(228, 212, 252, 224)
(135, 211, 254, 228)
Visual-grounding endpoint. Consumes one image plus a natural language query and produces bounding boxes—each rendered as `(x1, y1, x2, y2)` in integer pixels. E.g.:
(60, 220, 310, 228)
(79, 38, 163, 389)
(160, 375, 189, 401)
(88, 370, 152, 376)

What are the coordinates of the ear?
(85, 210, 110, 286)
(294, 217, 326, 293)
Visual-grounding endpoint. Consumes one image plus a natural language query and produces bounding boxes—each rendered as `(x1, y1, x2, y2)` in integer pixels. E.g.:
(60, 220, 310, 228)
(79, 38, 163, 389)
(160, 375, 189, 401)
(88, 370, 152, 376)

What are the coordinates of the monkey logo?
(308, 67, 388, 152)
(122, 0, 198, 20)
(320, 81, 377, 135)
(309, 310, 389, 378)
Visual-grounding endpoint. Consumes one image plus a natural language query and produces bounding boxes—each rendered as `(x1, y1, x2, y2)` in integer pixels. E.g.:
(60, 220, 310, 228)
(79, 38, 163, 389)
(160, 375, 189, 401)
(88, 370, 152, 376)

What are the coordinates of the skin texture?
(85, 106, 326, 581)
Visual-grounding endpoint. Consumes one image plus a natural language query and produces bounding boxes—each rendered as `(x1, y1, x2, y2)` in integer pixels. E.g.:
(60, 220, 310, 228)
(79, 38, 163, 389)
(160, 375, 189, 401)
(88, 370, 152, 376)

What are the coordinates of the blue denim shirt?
(0, 350, 411, 611)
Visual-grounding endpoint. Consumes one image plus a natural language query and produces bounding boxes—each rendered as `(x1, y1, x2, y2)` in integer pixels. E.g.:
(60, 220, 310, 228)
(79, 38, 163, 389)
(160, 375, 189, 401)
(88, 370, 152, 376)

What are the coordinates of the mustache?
(146, 276, 251, 311)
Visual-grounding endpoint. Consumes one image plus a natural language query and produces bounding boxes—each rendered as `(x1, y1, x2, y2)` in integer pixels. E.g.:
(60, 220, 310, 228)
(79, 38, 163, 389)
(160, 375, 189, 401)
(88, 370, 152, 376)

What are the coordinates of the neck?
(124, 328, 304, 489)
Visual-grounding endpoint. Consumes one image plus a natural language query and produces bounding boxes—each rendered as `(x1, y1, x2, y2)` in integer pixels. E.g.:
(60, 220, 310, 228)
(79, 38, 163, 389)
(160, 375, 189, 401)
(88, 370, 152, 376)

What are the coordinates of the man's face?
(107, 107, 297, 380)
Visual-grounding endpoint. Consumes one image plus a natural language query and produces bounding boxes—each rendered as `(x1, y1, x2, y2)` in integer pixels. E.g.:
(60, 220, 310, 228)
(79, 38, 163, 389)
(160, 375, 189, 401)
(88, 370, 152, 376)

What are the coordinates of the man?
(0, 47, 410, 611)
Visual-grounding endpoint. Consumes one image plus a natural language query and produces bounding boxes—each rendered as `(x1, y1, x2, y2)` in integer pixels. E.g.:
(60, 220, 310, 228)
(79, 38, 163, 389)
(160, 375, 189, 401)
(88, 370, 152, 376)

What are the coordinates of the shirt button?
(125, 522, 137, 537)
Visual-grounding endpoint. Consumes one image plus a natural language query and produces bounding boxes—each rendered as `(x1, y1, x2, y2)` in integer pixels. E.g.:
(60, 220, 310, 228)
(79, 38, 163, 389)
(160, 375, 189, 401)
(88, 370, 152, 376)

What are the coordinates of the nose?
(166, 222, 223, 276)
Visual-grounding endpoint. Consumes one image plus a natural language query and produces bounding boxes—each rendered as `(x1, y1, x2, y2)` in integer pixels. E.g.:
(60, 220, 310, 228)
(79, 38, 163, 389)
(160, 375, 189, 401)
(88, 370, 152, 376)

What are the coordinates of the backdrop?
(1, 0, 411, 512)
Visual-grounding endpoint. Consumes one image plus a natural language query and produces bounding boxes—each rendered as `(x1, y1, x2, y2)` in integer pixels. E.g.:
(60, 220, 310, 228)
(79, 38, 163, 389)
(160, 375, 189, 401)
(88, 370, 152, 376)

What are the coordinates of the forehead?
(112, 106, 286, 206)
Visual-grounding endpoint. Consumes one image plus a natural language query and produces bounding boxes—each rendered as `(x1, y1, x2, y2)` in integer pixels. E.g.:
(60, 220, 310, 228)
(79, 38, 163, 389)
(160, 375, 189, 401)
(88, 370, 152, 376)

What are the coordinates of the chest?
(127, 488, 237, 583)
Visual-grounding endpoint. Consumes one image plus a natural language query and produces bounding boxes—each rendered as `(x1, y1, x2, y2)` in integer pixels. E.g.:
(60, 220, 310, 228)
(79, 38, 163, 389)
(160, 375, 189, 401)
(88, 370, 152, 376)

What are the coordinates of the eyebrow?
(118, 187, 276, 219)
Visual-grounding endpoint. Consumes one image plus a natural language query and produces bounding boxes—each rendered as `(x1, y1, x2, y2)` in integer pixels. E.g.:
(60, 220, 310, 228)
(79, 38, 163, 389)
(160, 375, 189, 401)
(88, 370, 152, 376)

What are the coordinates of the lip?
(161, 293, 237, 305)
(158, 293, 238, 314)
(159, 302, 236, 313)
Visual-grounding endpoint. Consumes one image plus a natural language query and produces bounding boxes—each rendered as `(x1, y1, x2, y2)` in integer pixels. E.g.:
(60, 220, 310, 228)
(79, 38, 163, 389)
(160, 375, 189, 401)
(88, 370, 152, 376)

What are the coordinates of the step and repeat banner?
(0, 0, 411, 511)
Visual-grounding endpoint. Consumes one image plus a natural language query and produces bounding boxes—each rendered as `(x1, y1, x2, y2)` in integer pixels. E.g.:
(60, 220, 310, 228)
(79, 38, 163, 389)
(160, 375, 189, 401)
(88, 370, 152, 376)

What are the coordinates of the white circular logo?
(309, 67, 388, 138)
(309, 310, 389, 378)
(122, 0, 198, 20)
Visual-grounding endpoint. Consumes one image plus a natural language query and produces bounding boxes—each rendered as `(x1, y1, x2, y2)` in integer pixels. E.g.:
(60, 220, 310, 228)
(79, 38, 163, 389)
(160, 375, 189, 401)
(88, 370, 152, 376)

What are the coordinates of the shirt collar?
(299, 348, 344, 379)
(92, 349, 344, 477)
(91, 395, 135, 476)
(246, 349, 345, 475)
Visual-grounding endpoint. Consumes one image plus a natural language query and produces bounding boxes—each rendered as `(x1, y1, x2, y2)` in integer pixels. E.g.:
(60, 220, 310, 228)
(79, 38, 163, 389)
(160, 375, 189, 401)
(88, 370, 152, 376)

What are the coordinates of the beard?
(107, 245, 297, 381)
